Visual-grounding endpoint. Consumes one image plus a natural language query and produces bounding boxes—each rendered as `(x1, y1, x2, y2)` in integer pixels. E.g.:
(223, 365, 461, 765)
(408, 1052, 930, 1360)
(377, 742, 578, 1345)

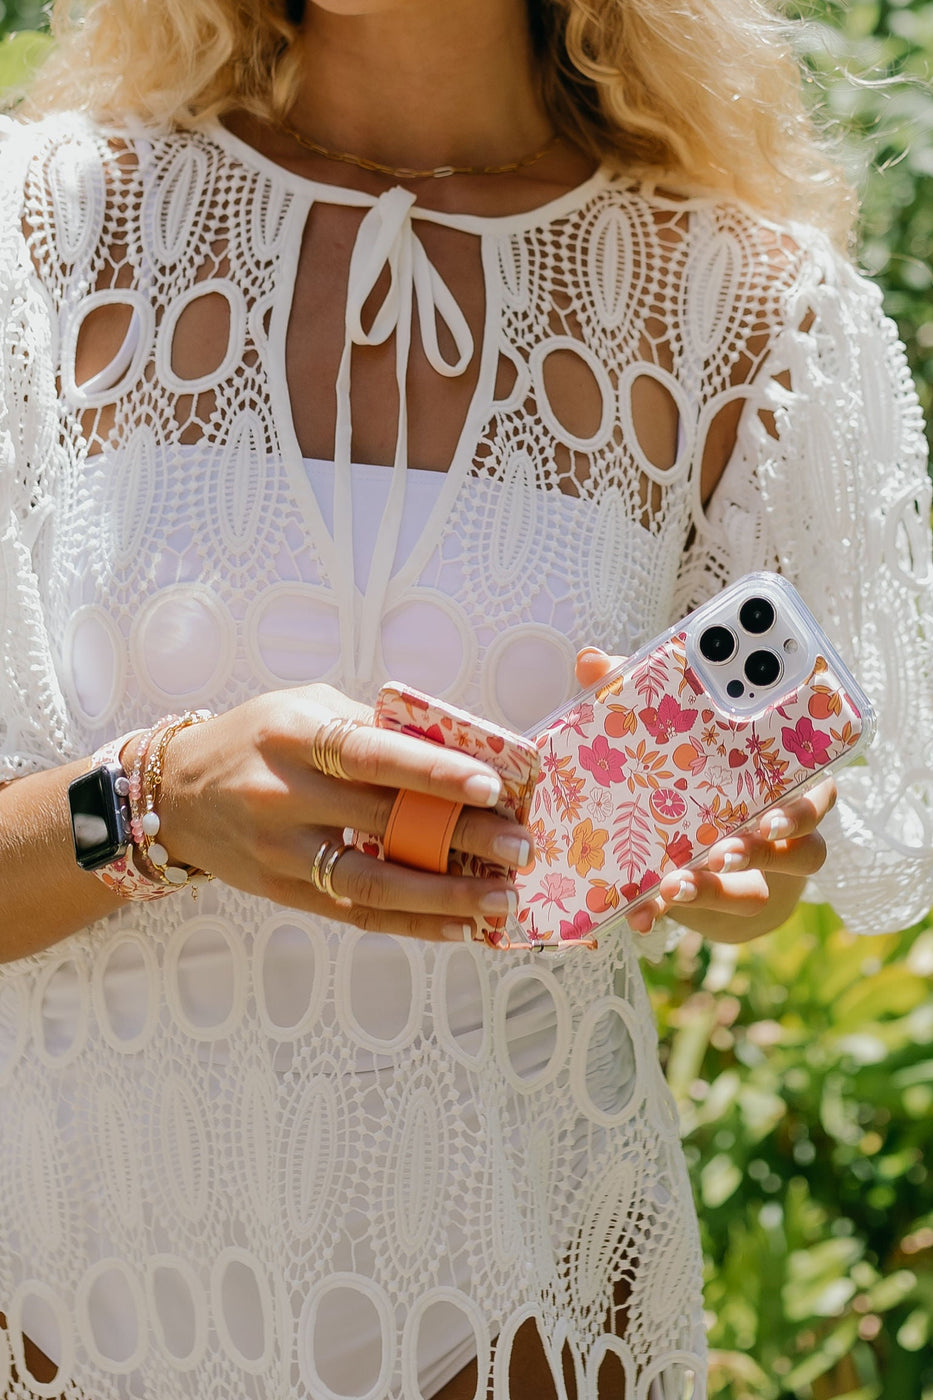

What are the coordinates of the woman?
(1, 0, 930, 1396)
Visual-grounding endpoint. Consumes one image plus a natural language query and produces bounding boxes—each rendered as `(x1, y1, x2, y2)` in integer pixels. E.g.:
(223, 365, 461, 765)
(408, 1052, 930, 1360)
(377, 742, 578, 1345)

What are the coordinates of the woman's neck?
(291, 0, 553, 172)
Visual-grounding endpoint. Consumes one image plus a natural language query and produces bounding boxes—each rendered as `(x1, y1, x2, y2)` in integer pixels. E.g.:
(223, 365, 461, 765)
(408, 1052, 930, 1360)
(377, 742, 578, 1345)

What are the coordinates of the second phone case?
(512, 573, 875, 950)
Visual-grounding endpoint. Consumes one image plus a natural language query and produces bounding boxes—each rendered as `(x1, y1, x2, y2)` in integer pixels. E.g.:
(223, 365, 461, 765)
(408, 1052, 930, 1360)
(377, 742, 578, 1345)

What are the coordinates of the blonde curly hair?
(24, 0, 854, 244)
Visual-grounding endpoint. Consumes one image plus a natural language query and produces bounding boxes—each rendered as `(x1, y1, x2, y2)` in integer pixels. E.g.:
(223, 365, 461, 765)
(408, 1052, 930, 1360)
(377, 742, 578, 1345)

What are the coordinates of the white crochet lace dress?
(1, 113, 932, 1400)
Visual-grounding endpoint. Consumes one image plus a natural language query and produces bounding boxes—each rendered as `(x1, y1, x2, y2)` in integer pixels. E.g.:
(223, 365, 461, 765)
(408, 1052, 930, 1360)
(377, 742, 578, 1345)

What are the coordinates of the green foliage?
(0, 27, 49, 92)
(645, 911, 933, 1399)
(0, 0, 44, 32)
(792, 0, 933, 450)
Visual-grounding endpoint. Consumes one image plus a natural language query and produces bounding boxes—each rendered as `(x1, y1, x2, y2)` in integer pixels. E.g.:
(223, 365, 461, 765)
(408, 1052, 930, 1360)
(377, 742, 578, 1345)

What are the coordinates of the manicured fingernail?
(493, 833, 531, 867)
(443, 922, 473, 942)
(576, 646, 605, 662)
(764, 814, 794, 841)
(670, 878, 697, 903)
(464, 773, 502, 807)
(720, 850, 749, 873)
(479, 887, 519, 916)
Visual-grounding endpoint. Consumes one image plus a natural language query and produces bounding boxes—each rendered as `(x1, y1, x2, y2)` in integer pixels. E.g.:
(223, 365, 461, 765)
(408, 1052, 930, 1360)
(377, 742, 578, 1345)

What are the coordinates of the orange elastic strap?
(383, 789, 463, 873)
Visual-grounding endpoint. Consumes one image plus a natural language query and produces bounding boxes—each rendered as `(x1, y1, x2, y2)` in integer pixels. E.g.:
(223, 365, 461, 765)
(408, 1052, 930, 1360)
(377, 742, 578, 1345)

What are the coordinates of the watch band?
(86, 734, 175, 902)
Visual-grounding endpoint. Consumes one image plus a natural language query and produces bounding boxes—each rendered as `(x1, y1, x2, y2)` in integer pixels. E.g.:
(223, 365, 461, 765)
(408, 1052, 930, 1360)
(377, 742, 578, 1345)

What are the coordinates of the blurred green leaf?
(0, 29, 50, 92)
(897, 1306, 931, 1351)
(703, 1153, 745, 1208)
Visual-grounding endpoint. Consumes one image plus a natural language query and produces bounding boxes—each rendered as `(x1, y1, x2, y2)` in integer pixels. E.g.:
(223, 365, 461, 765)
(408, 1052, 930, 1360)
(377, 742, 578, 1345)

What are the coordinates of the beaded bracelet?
(132, 711, 215, 894)
(88, 732, 176, 902)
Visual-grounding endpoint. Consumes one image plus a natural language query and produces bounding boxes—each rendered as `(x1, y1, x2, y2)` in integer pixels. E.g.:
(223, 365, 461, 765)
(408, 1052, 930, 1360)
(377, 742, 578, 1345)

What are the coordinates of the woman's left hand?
(575, 647, 836, 944)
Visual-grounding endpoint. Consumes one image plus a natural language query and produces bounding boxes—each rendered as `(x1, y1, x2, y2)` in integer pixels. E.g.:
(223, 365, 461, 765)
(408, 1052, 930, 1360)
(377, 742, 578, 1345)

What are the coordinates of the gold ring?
(309, 836, 340, 894)
(309, 837, 351, 903)
(310, 716, 360, 781)
(320, 842, 351, 900)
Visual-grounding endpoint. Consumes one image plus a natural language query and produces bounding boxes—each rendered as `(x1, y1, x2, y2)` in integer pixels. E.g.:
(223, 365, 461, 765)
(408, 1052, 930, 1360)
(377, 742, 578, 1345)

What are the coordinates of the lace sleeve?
(681, 235, 933, 935)
(0, 120, 72, 782)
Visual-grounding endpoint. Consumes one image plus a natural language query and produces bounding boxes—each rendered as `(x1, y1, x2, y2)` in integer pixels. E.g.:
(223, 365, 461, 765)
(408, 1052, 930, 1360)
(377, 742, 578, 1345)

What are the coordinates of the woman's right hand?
(155, 683, 533, 942)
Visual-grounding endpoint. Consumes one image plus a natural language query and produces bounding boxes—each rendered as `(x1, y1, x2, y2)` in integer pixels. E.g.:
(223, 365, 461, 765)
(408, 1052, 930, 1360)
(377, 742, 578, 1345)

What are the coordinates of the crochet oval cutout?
(570, 999, 639, 1127)
(133, 585, 233, 701)
(342, 931, 419, 1049)
(532, 337, 613, 450)
(7, 1283, 72, 1396)
(404, 1292, 488, 1400)
(248, 584, 341, 686)
(167, 287, 233, 384)
(78, 1260, 147, 1372)
(92, 934, 157, 1051)
(629, 370, 680, 471)
(149, 1258, 207, 1367)
(255, 916, 324, 1037)
(540, 345, 606, 442)
(73, 299, 138, 393)
(380, 592, 472, 697)
(212, 1251, 274, 1371)
(34, 957, 89, 1066)
(299, 1276, 392, 1400)
(167, 919, 245, 1039)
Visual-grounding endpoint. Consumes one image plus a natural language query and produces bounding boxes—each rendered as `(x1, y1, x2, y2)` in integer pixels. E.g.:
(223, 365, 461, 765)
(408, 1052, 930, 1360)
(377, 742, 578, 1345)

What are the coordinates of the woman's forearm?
(0, 762, 125, 961)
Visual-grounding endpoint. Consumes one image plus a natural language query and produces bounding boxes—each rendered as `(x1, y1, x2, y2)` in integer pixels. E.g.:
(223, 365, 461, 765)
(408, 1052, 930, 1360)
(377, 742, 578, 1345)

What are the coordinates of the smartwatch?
(68, 762, 132, 871)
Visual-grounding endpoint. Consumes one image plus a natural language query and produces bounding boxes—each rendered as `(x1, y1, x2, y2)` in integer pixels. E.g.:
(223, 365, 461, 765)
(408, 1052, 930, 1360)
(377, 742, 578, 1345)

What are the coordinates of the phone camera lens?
(699, 626, 737, 663)
(744, 649, 782, 688)
(739, 597, 775, 635)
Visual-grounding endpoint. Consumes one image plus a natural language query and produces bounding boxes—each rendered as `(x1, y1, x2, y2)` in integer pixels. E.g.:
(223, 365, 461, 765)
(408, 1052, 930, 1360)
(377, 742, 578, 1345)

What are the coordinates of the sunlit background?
(1, 2, 931, 1396)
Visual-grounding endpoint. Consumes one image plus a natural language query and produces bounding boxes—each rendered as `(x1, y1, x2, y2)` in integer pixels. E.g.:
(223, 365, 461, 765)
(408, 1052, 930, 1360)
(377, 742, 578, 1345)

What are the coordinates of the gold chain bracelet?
(137, 710, 215, 894)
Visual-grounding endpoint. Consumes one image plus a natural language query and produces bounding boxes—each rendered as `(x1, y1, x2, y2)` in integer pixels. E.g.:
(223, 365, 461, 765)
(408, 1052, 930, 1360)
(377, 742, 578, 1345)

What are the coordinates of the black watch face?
(69, 766, 128, 871)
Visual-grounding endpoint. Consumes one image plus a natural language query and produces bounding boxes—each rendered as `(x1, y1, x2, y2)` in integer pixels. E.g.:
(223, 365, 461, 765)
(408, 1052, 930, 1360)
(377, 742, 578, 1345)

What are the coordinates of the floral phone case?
(352, 683, 542, 947)
(512, 573, 876, 951)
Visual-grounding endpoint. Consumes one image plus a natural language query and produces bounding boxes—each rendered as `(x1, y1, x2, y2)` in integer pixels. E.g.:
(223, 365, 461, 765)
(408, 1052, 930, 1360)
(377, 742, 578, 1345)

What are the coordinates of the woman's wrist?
(78, 715, 215, 903)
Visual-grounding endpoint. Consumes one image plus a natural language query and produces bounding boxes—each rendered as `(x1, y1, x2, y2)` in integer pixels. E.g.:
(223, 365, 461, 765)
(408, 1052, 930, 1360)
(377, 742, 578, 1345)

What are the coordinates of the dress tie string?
(333, 187, 474, 684)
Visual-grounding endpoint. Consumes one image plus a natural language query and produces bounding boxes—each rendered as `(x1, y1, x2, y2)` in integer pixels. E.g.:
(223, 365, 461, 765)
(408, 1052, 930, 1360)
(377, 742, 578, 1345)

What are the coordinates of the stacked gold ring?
(309, 716, 360, 781)
(310, 837, 351, 901)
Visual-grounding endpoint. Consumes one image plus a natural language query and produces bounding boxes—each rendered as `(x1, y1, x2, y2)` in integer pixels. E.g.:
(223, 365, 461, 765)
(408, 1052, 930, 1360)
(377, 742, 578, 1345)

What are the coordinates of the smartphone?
(351, 682, 542, 947)
(511, 573, 876, 950)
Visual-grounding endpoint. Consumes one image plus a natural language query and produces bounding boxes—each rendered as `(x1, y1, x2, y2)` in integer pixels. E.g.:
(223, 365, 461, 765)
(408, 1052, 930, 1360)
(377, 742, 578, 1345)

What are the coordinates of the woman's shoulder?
(0, 112, 233, 282)
(0, 109, 221, 205)
(598, 169, 880, 327)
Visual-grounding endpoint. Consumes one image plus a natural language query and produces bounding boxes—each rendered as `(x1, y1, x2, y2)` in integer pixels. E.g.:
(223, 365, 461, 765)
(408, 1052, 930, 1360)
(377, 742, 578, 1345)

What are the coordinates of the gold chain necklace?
(278, 122, 560, 180)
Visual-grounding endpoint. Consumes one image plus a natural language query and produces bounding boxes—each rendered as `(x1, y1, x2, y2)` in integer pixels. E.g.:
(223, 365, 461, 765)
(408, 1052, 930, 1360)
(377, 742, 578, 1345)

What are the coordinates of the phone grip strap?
(384, 790, 463, 873)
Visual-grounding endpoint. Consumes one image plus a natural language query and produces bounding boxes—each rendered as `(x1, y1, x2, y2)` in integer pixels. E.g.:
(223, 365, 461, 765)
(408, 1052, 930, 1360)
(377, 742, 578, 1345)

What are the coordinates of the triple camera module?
(698, 597, 781, 699)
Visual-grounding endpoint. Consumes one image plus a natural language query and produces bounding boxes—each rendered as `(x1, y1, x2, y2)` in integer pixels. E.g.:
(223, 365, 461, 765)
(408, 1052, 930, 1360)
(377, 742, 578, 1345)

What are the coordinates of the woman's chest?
(41, 174, 709, 742)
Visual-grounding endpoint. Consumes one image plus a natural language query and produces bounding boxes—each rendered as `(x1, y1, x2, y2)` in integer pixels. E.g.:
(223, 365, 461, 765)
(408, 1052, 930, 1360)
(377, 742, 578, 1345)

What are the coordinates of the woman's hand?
(155, 683, 531, 943)
(575, 647, 835, 943)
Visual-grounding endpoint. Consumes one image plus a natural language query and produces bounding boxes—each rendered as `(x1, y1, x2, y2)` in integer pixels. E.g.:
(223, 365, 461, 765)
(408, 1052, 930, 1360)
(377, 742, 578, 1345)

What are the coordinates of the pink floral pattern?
(514, 638, 868, 949)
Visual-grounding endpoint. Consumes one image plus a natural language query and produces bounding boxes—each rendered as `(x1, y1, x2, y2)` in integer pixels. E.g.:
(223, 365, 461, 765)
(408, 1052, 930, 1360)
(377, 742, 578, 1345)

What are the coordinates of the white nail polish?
(479, 888, 519, 916)
(765, 815, 793, 841)
(443, 922, 473, 942)
(493, 834, 531, 867)
(464, 773, 502, 807)
(720, 851, 748, 873)
(670, 878, 697, 903)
